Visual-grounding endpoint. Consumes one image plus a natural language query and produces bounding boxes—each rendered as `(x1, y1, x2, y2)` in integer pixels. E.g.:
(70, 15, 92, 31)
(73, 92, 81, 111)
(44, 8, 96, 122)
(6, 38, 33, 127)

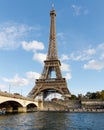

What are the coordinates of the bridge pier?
(7, 107, 13, 112)
(38, 101, 43, 110)
(6, 107, 27, 113)
(18, 107, 27, 113)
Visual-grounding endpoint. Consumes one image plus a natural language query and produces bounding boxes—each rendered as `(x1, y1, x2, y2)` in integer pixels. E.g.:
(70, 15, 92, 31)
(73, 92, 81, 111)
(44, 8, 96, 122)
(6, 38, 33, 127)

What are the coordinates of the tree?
(70, 94, 78, 100)
(100, 90, 104, 99)
(85, 90, 104, 99)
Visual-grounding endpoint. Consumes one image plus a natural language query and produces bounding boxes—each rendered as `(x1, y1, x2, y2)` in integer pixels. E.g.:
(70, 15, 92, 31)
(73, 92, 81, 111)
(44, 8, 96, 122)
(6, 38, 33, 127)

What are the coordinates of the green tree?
(100, 90, 104, 99)
(70, 94, 78, 100)
(85, 90, 104, 99)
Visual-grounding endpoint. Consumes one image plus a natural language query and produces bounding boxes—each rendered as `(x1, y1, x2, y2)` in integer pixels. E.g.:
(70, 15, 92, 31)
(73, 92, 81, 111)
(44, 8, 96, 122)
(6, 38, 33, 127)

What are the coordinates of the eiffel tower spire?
(47, 5, 58, 60)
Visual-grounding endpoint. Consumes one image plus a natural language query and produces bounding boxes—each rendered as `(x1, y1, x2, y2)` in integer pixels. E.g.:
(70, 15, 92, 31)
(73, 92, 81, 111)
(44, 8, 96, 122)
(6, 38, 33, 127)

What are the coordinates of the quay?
(42, 100, 104, 112)
(0, 91, 104, 113)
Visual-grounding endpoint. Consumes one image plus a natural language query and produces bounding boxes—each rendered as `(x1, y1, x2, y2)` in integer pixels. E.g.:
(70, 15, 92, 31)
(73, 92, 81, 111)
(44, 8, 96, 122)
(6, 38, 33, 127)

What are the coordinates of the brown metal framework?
(28, 7, 71, 99)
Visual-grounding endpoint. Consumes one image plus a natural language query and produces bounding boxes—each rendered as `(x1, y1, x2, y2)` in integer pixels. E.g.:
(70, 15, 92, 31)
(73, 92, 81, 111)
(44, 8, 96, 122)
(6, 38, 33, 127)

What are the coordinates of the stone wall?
(81, 99, 104, 109)
(42, 100, 104, 111)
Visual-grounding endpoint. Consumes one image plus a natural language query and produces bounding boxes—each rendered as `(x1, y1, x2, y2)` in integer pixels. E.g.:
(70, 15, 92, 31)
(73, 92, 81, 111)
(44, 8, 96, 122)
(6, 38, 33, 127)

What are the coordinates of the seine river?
(0, 112, 104, 130)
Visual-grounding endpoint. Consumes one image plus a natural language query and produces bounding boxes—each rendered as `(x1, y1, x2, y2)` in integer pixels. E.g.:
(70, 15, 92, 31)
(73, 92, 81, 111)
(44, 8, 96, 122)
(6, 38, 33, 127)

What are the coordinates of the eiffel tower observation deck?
(28, 5, 71, 100)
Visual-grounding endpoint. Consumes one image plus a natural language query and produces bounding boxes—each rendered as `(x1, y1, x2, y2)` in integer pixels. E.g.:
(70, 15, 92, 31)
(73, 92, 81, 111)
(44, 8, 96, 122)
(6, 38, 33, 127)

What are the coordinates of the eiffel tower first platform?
(28, 6, 71, 100)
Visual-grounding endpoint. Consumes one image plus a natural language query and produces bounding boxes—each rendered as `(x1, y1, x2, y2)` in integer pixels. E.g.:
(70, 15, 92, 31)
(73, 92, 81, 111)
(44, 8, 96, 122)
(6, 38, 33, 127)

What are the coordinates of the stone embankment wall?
(43, 100, 104, 111)
(81, 100, 104, 109)
(66, 99, 104, 109)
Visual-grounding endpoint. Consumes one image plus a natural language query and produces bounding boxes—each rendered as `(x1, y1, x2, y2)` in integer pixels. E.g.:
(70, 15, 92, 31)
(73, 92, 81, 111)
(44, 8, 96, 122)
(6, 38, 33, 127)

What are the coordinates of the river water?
(0, 112, 104, 130)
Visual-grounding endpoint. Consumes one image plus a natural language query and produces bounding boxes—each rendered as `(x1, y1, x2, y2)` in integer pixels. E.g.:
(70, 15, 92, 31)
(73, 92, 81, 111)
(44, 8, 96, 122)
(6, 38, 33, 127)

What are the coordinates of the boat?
(0, 108, 6, 115)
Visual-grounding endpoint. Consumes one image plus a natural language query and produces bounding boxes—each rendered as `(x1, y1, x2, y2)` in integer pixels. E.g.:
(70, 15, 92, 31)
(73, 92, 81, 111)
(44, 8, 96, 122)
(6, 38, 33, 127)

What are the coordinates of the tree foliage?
(70, 90, 104, 100)
(85, 90, 104, 99)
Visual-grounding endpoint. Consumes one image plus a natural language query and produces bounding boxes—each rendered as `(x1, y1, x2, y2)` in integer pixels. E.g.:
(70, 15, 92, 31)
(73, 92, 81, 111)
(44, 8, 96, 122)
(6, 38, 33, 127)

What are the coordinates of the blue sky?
(0, 0, 104, 96)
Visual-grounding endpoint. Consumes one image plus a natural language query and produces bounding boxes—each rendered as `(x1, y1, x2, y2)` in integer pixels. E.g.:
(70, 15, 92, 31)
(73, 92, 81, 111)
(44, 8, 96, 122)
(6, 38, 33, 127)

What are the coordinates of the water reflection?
(0, 112, 69, 130)
(0, 112, 104, 130)
(34, 112, 70, 130)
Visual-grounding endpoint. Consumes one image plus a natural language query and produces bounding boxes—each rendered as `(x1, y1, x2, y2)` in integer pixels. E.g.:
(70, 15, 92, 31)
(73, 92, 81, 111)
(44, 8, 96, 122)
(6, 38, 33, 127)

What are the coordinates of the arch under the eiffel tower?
(28, 6, 71, 100)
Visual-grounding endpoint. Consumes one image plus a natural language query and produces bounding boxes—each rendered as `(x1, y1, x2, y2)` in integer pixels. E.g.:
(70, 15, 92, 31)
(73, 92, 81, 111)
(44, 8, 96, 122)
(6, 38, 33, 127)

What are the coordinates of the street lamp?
(9, 84, 11, 93)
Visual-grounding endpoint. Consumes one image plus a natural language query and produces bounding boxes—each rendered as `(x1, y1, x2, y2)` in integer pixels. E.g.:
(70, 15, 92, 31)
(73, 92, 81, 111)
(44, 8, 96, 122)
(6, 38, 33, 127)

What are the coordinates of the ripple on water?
(0, 112, 104, 130)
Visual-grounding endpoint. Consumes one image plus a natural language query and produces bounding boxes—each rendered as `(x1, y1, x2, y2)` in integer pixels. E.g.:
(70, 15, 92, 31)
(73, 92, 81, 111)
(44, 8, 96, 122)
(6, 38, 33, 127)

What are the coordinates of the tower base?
(28, 78, 71, 99)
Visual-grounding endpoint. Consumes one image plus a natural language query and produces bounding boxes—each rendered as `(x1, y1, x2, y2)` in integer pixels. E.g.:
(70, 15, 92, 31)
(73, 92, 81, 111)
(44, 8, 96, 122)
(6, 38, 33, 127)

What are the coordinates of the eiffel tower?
(28, 6, 71, 100)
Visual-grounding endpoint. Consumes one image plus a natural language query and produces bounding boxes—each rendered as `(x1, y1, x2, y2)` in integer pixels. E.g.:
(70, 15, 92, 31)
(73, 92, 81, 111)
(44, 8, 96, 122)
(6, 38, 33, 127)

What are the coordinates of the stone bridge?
(0, 91, 43, 113)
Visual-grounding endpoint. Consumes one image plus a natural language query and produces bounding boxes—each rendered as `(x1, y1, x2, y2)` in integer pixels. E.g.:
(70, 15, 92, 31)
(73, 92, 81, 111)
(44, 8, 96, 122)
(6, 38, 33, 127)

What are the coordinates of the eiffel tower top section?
(46, 5, 58, 60)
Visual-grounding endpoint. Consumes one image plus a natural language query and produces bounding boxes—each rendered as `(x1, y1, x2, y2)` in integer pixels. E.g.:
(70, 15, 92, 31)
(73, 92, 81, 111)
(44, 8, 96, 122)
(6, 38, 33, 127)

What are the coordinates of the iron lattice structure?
(28, 7, 71, 99)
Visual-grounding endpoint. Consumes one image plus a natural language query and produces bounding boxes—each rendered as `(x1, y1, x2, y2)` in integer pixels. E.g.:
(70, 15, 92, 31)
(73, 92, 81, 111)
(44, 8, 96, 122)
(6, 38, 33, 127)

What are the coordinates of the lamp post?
(9, 84, 11, 93)
(21, 89, 22, 96)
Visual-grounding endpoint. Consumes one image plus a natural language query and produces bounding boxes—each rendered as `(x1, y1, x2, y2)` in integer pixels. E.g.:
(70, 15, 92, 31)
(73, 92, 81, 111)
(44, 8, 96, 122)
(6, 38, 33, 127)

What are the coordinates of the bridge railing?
(0, 91, 35, 102)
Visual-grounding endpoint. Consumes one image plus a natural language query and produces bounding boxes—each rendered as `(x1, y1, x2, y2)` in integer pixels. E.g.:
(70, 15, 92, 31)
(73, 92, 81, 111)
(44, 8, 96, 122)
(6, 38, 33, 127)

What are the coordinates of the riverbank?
(39, 108, 104, 113)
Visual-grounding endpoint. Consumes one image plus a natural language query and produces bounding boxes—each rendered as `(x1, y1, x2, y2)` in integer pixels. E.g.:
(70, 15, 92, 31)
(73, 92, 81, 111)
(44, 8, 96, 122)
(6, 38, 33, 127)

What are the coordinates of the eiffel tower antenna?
(52, 3, 54, 10)
(28, 6, 71, 100)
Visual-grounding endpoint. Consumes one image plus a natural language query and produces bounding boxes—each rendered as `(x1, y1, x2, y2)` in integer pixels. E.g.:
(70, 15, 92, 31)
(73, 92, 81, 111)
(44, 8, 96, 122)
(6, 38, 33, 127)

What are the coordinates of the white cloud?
(100, 53, 104, 60)
(0, 23, 35, 50)
(68, 47, 97, 62)
(2, 74, 29, 87)
(83, 60, 104, 70)
(57, 32, 65, 39)
(98, 43, 104, 50)
(33, 52, 46, 63)
(1, 71, 41, 89)
(61, 63, 70, 72)
(72, 5, 81, 16)
(69, 51, 91, 61)
(61, 63, 72, 80)
(85, 49, 96, 55)
(22, 40, 44, 51)
(71, 4, 89, 16)
(64, 43, 104, 71)
(61, 54, 69, 61)
(26, 71, 40, 80)
(64, 73, 72, 80)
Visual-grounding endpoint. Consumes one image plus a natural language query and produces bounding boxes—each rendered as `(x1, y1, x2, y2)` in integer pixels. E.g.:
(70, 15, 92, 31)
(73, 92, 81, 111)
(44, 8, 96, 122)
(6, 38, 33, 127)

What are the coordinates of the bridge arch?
(0, 100, 23, 112)
(26, 103, 37, 112)
(25, 102, 38, 107)
(0, 100, 23, 107)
